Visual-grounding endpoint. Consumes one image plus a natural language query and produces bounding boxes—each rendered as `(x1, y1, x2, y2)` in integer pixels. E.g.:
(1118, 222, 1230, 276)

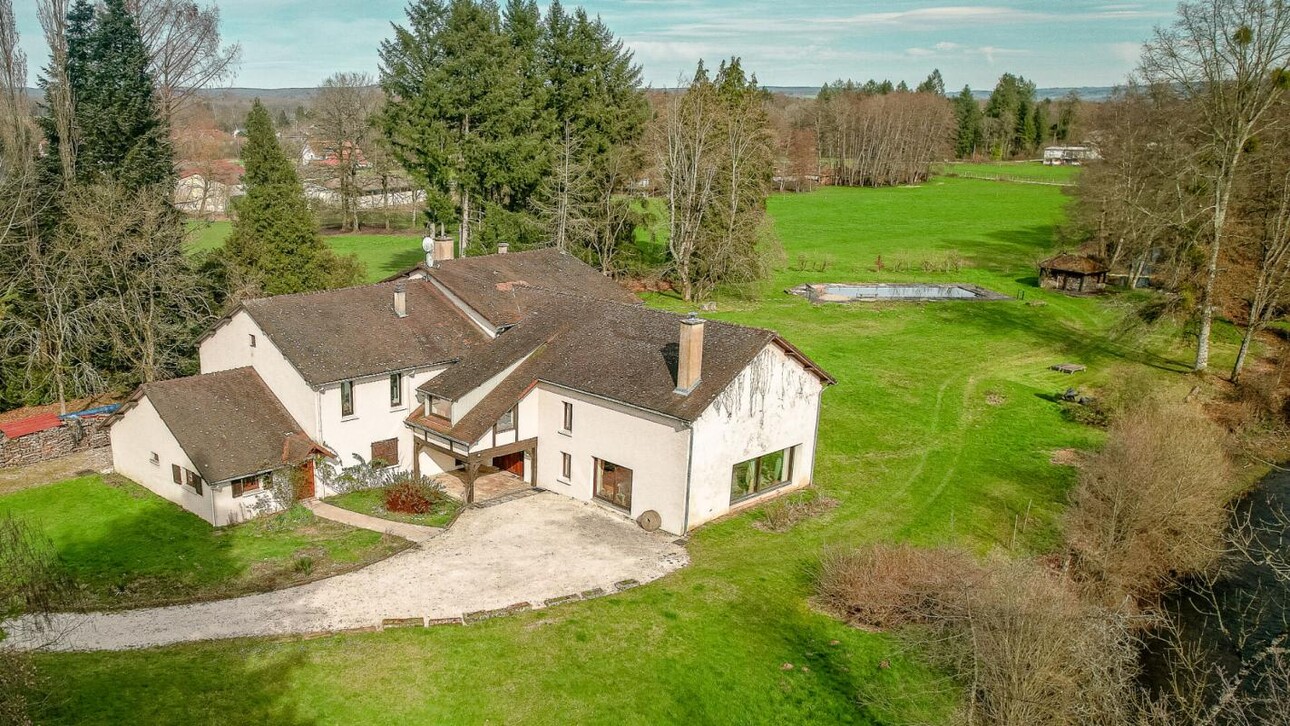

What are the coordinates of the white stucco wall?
(317, 366, 445, 476)
(686, 344, 824, 529)
(452, 353, 533, 424)
(198, 310, 317, 437)
(109, 397, 217, 525)
(210, 478, 281, 526)
(532, 385, 692, 534)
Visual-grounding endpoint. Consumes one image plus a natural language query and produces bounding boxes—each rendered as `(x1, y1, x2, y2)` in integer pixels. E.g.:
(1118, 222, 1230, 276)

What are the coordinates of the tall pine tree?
(953, 85, 983, 158)
(225, 100, 362, 295)
(72, 0, 173, 189)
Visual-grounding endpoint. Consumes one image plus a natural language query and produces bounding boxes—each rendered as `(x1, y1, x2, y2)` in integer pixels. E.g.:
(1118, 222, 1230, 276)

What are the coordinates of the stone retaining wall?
(0, 419, 110, 469)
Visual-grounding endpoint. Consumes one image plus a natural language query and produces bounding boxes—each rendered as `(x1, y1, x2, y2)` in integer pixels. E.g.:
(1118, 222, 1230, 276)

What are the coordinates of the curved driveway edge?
(4, 492, 688, 652)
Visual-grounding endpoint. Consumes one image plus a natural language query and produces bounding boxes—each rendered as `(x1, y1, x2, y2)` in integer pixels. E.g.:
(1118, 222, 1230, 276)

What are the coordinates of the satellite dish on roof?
(637, 510, 661, 532)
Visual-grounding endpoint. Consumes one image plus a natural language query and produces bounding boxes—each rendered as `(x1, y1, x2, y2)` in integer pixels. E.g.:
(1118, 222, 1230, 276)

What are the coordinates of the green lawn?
(185, 220, 424, 282)
(932, 161, 1081, 184)
(325, 487, 461, 529)
(31, 179, 1232, 724)
(0, 475, 408, 611)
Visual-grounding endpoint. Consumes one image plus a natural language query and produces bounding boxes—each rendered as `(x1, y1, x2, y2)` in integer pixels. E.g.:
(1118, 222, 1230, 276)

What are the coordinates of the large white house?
(108, 239, 833, 534)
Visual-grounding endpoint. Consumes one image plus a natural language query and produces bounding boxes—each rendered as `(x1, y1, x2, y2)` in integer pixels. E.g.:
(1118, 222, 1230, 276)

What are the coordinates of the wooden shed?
(1038, 253, 1109, 293)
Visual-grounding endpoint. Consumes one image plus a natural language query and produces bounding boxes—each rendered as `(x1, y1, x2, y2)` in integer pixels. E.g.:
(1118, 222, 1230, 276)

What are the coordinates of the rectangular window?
(171, 463, 182, 484)
(389, 373, 403, 408)
(371, 438, 399, 467)
(232, 475, 263, 498)
(340, 380, 354, 417)
(593, 458, 632, 510)
(249, 333, 256, 348)
(430, 396, 451, 420)
(150, 451, 160, 466)
(561, 452, 572, 479)
(730, 447, 796, 503)
(497, 406, 516, 434)
(562, 401, 573, 432)
(185, 468, 204, 496)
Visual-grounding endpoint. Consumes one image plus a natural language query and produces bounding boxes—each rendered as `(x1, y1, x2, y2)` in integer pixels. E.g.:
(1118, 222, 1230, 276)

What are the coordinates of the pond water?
(823, 284, 983, 300)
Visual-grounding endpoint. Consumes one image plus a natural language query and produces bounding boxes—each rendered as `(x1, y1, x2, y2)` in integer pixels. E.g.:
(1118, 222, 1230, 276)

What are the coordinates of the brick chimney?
(393, 282, 407, 318)
(675, 313, 704, 394)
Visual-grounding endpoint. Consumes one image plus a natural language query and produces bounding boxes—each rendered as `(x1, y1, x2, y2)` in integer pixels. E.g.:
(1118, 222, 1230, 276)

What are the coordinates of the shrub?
(383, 475, 446, 514)
(1065, 400, 1234, 605)
(292, 555, 314, 576)
(817, 545, 1139, 724)
(753, 490, 838, 533)
(816, 543, 978, 630)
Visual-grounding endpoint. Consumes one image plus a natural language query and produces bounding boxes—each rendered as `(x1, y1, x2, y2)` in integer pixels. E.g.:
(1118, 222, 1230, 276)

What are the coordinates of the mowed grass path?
(34, 179, 1224, 724)
(186, 220, 424, 282)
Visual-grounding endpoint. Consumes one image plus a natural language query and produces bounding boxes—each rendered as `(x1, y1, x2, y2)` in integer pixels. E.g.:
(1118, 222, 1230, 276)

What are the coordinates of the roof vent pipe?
(393, 282, 407, 318)
(675, 312, 704, 395)
(498, 242, 509, 255)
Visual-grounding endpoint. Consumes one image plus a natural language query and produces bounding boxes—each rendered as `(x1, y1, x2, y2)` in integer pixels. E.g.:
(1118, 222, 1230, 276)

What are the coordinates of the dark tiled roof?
(141, 368, 322, 483)
(426, 248, 641, 327)
(1039, 253, 1108, 275)
(241, 280, 487, 385)
(410, 290, 833, 444)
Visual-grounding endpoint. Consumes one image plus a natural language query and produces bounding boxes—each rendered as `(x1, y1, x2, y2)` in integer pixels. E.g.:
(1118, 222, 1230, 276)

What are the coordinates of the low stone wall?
(0, 418, 111, 469)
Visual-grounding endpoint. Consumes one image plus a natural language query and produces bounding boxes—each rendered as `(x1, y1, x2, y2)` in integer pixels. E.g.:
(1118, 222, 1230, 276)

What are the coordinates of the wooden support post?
(412, 438, 421, 478)
(465, 455, 481, 505)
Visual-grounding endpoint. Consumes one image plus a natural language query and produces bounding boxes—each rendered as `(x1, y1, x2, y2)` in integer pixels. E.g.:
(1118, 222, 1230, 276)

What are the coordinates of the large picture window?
(730, 447, 796, 503)
(593, 459, 632, 510)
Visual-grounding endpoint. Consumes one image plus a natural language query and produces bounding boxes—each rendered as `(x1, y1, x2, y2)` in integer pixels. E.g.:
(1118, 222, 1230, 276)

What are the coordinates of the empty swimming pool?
(790, 283, 1008, 303)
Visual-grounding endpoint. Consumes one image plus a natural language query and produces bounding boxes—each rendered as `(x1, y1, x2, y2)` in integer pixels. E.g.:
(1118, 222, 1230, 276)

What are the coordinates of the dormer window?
(429, 396, 451, 420)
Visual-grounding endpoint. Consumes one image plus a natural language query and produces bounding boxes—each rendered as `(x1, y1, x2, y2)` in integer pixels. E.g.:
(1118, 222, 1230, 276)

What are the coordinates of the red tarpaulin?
(0, 412, 63, 440)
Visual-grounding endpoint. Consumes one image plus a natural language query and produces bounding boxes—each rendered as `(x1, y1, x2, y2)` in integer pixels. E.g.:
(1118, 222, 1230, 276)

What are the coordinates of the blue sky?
(13, 1, 1177, 90)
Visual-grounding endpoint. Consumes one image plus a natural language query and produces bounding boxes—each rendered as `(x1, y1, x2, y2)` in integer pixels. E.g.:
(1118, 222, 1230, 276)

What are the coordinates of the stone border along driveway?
(3, 492, 688, 652)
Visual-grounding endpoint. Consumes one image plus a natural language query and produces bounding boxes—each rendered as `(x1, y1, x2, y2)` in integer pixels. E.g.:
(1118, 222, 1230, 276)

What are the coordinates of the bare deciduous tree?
(311, 72, 381, 232)
(126, 0, 241, 126)
(1140, 0, 1290, 372)
(36, 0, 75, 181)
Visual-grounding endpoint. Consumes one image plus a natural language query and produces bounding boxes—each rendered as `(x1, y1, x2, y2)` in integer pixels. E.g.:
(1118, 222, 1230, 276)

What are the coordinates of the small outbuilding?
(1038, 253, 1109, 293)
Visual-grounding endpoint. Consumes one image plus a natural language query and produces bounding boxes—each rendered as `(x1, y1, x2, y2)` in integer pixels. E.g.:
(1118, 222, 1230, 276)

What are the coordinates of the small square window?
(561, 452, 572, 479)
(249, 334, 256, 348)
(562, 401, 573, 432)
(150, 452, 160, 466)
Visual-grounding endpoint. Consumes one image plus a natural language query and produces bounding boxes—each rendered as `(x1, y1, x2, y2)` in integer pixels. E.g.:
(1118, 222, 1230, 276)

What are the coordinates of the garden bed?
(324, 487, 461, 529)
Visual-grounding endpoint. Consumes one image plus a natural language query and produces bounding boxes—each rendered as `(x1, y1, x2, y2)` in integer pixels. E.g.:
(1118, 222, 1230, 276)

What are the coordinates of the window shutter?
(172, 464, 182, 484)
(371, 438, 398, 467)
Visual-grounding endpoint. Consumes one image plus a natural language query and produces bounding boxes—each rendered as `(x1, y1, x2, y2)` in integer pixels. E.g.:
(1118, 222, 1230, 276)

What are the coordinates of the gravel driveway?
(5, 492, 688, 652)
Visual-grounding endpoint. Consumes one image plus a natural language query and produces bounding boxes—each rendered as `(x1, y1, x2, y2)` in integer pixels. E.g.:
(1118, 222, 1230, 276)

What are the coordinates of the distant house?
(301, 139, 369, 168)
(1038, 253, 1109, 293)
(108, 244, 833, 532)
(1043, 145, 1100, 166)
(174, 160, 245, 215)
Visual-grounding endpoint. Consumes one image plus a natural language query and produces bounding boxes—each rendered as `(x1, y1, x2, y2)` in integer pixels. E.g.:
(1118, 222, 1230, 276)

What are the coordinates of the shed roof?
(133, 367, 326, 483)
(1039, 253, 1109, 275)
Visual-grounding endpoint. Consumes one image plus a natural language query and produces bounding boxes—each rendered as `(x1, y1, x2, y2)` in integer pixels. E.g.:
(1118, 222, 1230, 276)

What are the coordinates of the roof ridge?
(243, 278, 406, 306)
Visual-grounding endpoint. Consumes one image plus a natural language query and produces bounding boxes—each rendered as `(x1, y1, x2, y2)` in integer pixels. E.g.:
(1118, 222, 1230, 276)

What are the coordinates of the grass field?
(186, 220, 424, 282)
(0, 475, 407, 611)
(325, 488, 461, 529)
(29, 178, 1236, 724)
(932, 161, 1081, 184)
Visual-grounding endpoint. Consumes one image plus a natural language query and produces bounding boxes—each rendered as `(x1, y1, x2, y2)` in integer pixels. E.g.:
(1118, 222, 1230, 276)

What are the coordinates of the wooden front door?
(296, 459, 316, 500)
(494, 452, 524, 477)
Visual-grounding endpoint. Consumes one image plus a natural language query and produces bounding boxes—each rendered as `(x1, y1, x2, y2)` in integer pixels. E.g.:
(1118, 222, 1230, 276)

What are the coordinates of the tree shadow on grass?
(33, 641, 316, 725)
